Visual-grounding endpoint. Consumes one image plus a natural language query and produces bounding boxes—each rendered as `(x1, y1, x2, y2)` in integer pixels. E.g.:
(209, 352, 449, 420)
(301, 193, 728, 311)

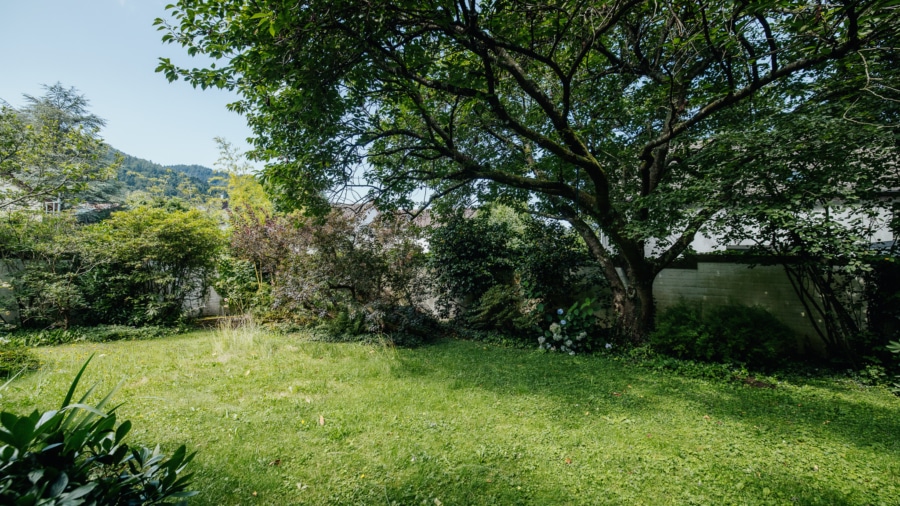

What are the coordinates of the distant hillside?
(107, 149, 227, 199)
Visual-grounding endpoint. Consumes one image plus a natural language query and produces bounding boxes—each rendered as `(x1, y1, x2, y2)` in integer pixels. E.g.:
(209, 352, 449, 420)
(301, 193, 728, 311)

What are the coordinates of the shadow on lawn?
(396, 340, 900, 452)
(168, 338, 895, 505)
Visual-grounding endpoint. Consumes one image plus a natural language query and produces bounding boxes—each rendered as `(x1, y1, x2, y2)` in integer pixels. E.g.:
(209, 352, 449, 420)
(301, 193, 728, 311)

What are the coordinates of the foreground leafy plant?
(0, 356, 196, 504)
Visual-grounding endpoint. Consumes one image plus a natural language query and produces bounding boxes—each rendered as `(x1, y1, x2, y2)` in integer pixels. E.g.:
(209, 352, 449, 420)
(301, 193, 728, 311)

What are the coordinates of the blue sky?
(0, 0, 256, 170)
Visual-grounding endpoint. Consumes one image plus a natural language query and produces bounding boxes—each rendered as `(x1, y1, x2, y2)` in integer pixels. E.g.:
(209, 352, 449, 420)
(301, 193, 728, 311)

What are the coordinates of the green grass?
(2, 328, 898, 505)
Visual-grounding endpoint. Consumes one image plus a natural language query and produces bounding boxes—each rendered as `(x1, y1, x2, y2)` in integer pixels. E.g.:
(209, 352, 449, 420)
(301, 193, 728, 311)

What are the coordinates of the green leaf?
(60, 355, 94, 410)
(48, 471, 68, 498)
(115, 420, 132, 443)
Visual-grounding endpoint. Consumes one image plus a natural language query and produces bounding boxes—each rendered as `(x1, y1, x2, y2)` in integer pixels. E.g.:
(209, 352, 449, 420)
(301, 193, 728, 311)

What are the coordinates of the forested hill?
(107, 149, 227, 198)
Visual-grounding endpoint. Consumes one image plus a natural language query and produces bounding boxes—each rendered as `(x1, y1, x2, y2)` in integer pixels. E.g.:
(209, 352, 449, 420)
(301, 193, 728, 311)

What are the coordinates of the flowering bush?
(537, 297, 604, 354)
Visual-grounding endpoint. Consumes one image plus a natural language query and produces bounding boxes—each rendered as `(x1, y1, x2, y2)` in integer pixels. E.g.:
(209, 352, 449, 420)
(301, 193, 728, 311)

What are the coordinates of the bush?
(230, 205, 429, 328)
(0, 356, 197, 504)
(380, 305, 443, 347)
(516, 218, 608, 313)
(888, 339, 900, 393)
(465, 285, 532, 335)
(0, 345, 38, 376)
(2, 325, 176, 348)
(536, 297, 606, 354)
(650, 302, 793, 368)
(428, 208, 610, 336)
(0, 211, 91, 330)
(82, 204, 223, 326)
(705, 304, 793, 366)
(427, 212, 516, 318)
(650, 303, 712, 360)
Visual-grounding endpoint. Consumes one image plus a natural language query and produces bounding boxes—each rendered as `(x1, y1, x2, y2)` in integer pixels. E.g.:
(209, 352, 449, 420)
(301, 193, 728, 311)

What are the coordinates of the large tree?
(0, 84, 116, 210)
(157, 0, 899, 340)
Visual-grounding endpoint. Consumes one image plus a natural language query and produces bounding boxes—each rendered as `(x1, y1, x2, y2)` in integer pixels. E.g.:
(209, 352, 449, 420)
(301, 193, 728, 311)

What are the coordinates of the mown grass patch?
(2, 329, 898, 505)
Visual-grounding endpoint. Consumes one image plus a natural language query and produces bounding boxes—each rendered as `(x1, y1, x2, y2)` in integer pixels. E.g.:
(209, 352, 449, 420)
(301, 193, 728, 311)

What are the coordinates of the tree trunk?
(566, 216, 658, 344)
(610, 268, 656, 344)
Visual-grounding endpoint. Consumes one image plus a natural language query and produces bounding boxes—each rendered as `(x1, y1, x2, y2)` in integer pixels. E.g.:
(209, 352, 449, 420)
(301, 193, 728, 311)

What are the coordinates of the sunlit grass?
(2, 330, 898, 505)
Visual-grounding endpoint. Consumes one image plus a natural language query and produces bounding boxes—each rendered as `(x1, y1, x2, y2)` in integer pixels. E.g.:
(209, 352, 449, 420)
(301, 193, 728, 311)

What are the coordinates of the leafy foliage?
(81, 204, 223, 326)
(465, 284, 532, 334)
(156, 0, 900, 341)
(888, 339, 900, 393)
(228, 203, 430, 337)
(650, 302, 794, 368)
(0, 345, 38, 377)
(427, 212, 515, 318)
(516, 219, 606, 311)
(428, 208, 608, 340)
(0, 211, 94, 329)
(0, 83, 118, 210)
(537, 297, 605, 355)
(0, 356, 197, 504)
(2, 326, 176, 348)
(0, 204, 221, 330)
(705, 108, 899, 358)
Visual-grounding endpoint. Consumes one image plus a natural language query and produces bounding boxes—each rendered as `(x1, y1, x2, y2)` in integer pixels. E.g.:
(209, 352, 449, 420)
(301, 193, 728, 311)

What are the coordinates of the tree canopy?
(157, 0, 900, 339)
(0, 84, 117, 210)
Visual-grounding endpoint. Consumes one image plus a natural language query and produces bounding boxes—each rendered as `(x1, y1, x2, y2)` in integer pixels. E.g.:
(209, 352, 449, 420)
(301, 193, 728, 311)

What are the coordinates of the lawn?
(2, 328, 898, 505)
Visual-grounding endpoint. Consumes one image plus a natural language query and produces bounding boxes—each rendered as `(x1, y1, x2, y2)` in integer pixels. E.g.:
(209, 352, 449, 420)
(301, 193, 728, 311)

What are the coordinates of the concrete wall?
(654, 258, 835, 354)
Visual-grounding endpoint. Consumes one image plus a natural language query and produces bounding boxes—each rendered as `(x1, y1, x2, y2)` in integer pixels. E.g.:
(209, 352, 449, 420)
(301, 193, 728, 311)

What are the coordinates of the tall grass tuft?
(211, 316, 271, 358)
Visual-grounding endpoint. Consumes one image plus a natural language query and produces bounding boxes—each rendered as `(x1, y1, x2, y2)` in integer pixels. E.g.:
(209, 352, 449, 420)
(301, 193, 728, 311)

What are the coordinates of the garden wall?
(653, 257, 831, 354)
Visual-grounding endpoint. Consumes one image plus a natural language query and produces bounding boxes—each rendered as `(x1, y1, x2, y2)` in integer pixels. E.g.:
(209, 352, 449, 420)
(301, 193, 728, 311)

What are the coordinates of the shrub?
(214, 255, 268, 317)
(649, 302, 711, 360)
(379, 305, 443, 347)
(536, 297, 605, 354)
(516, 218, 608, 313)
(888, 339, 900, 393)
(0, 345, 38, 376)
(81, 204, 223, 326)
(705, 304, 792, 366)
(0, 356, 197, 504)
(229, 205, 428, 327)
(2, 325, 175, 348)
(650, 302, 793, 368)
(465, 285, 532, 334)
(427, 212, 515, 318)
(0, 211, 92, 330)
(428, 208, 610, 335)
